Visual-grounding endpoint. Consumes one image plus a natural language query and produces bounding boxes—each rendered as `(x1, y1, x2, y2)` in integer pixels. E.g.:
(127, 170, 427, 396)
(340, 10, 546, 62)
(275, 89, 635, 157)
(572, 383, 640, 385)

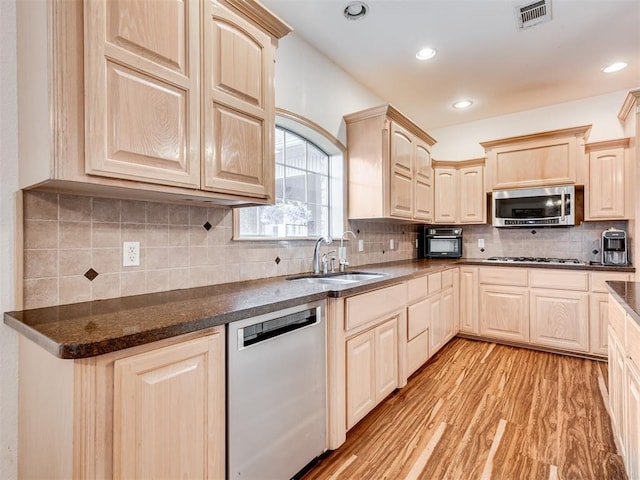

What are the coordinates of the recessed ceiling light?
(453, 100, 473, 109)
(343, 1, 368, 20)
(415, 47, 437, 61)
(602, 62, 628, 73)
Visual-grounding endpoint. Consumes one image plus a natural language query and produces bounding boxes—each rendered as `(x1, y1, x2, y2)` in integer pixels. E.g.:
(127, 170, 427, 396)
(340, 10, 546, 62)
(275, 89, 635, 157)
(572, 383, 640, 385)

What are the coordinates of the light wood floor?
(305, 338, 626, 480)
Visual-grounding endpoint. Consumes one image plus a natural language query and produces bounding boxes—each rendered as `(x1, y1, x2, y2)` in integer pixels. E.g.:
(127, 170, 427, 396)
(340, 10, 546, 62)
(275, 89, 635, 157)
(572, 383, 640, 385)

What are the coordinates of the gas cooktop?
(484, 256, 583, 265)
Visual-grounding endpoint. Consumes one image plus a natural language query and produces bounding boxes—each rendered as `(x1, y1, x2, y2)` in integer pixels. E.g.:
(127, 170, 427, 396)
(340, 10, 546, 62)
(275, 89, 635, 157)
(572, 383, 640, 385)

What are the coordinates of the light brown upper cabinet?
(18, 0, 290, 205)
(480, 125, 591, 191)
(344, 105, 437, 222)
(584, 138, 633, 220)
(432, 159, 486, 224)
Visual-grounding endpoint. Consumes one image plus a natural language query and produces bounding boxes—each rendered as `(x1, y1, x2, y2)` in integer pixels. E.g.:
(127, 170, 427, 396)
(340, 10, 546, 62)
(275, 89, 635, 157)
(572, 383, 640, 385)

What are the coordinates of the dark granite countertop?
(5, 257, 634, 359)
(607, 281, 640, 328)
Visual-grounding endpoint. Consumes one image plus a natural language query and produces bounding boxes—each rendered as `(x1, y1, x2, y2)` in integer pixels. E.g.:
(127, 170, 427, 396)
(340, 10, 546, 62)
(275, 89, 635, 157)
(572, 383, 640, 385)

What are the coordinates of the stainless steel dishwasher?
(227, 301, 327, 480)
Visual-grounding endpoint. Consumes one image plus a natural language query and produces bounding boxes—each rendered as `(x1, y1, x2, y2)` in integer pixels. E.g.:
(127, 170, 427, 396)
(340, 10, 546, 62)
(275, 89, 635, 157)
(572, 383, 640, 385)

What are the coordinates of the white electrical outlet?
(358, 239, 364, 252)
(390, 239, 395, 250)
(478, 238, 485, 248)
(123, 241, 140, 267)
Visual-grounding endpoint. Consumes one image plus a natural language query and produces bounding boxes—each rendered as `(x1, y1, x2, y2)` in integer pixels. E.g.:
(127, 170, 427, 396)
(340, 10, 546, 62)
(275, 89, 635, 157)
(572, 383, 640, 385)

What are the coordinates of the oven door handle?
(429, 236, 459, 239)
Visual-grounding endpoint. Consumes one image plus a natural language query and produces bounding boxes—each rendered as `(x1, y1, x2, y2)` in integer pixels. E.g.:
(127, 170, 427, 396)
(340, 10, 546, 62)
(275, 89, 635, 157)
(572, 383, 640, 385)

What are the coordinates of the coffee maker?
(601, 228, 628, 266)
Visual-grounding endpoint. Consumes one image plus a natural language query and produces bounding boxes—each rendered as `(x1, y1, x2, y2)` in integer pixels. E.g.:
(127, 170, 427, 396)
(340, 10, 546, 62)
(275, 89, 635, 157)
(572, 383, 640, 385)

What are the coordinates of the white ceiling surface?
(262, 0, 640, 130)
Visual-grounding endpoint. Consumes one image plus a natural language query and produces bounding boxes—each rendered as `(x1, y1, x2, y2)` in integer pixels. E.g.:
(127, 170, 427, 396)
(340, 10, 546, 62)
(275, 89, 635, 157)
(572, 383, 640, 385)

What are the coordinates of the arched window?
(235, 111, 345, 239)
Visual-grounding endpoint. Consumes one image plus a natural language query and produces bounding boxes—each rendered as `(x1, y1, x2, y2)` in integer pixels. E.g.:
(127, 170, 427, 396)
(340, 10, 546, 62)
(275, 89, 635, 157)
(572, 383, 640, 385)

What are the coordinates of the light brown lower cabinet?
(529, 289, 589, 352)
(346, 317, 398, 429)
(18, 327, 225, 479)
(625, 361, 640, 479)
(479, 284, 530, 342)
(608, 293, 640, 478)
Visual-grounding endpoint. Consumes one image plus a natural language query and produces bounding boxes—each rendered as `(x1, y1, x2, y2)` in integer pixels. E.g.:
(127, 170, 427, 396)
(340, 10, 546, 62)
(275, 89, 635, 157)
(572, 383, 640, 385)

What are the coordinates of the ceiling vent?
(515, 0, 551, 30)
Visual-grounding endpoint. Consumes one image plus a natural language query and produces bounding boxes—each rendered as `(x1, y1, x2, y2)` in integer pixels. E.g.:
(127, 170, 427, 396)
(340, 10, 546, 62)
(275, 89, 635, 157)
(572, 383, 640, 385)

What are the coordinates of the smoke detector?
(515, 0, 551, 30)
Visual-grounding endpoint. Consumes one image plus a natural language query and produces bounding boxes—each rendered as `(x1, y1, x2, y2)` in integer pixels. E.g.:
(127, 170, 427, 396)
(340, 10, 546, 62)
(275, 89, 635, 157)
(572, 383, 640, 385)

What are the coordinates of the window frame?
(232, 109, 347, 241)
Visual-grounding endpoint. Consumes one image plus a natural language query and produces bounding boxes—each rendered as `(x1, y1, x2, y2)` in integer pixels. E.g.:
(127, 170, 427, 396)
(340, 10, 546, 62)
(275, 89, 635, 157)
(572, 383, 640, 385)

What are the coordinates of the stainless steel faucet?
(339, 230, 357, 272)
(313, 236, 333, 274)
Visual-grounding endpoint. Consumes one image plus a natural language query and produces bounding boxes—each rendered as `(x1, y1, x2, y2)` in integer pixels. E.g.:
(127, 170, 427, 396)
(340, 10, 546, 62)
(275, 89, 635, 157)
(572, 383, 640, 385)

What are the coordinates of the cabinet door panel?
(203, 3, 274, 199)
(441, 288, 454, 342)
(85, 0, 200, 188)
(414, 139, 432, 221)
(588, 149, 625, 219)
(530, 289, 589, 352)
(106, 0, 188, 74)
(608, 328, 626, 454)
(407, 330, 429, 376)
(460, 267, 479, 334)
(428, 295, 443, 355)
(375, 319, 399, 400)
(434, 168, 458, 223)
(408, 299, 429, 341)
(389, 122, 414, 218)
(479, 285, 529, 342)
(493, 142, 574, 189)
(589, 293, 609, 356)
(626, 362, 640, 478)
(113, 334, 224, 479)
(346, 331, 376, 429)
(459, 166, 484, 223)
(204, 104, 265, 195)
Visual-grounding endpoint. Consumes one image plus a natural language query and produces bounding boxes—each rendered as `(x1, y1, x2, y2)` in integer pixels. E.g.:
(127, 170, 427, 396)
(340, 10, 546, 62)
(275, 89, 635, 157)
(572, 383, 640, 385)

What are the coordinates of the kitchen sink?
(287, 271, 389, 285)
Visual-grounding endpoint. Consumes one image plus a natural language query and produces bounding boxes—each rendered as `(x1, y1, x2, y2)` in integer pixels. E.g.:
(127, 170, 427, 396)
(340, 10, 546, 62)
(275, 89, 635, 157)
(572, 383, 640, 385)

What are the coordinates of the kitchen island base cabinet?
(17, 327, 225, 479)
(346, 318, 398, 429)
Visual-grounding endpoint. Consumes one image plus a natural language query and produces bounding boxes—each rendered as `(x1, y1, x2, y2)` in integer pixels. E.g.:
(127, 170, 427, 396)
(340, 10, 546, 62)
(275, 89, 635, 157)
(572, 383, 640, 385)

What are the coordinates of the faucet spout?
(339, 230, 357, 272)
(313, 236, 333, 274)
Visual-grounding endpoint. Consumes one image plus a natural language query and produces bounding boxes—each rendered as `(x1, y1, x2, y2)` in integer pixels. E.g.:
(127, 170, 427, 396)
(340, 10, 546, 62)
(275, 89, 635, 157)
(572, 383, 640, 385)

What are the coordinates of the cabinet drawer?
(609, 295, 626, 341)
(591, 272, 630, 293)
(428, 272, 442, 295)
(529, 270, 588, 291)
(407, 276, 428, 304)
(441, 268, 454, 289)
(479, 267, 528, 287)
(346, 283, 406, 331)
(627, 316, 640, 372)
(407, 299, 429, 340)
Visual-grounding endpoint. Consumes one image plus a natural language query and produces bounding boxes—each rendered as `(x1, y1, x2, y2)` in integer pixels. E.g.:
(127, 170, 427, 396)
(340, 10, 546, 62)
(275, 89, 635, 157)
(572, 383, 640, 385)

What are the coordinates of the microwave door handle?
(560, 192, 566, 221)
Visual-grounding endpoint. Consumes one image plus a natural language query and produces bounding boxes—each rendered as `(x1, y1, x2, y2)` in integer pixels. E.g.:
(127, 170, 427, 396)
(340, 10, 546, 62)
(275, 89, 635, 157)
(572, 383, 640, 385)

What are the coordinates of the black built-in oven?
(419, 227, 463, 258)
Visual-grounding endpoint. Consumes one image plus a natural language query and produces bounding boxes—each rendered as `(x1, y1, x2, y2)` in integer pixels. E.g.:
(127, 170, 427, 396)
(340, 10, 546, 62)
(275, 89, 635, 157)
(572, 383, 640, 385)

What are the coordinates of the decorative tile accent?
(275, 256, 281, 264)
(203, 221, 212, 231)
(84, 268, 99, 281)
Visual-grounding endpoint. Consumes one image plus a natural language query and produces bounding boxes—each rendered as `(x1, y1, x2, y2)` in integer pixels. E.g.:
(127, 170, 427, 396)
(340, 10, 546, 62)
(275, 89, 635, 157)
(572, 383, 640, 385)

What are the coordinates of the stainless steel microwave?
(492, 185, 582, 227)
(420, 227, 463, 258)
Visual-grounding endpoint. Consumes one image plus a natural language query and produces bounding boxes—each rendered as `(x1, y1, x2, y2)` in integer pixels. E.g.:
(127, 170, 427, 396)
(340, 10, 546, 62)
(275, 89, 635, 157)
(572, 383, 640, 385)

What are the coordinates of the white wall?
(274, 32, 383, 144)
(429, 89, 632, 160)
(0, 0, 18, 478)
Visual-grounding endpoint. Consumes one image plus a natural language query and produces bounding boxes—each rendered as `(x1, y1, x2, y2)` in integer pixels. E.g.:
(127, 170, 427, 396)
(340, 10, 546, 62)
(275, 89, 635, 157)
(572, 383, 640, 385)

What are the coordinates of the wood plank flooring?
(305, 338, 626, 480)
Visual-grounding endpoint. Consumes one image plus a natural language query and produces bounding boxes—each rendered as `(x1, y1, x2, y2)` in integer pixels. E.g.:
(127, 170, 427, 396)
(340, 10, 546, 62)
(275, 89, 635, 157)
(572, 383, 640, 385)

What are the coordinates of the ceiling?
(261, 0, 640, 130)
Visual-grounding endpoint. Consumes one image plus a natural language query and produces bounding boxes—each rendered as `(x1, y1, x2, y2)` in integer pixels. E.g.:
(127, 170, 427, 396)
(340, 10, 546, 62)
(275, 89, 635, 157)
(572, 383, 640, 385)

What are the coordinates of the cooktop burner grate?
(485, 256, 582, 264)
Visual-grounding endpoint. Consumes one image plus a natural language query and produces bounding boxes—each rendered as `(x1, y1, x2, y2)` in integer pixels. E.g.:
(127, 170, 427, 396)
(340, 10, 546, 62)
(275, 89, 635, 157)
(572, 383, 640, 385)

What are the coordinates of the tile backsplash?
(22, 192, 419, 309)
(21, 191, 631, 309)
(461, 221, 631, 263)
